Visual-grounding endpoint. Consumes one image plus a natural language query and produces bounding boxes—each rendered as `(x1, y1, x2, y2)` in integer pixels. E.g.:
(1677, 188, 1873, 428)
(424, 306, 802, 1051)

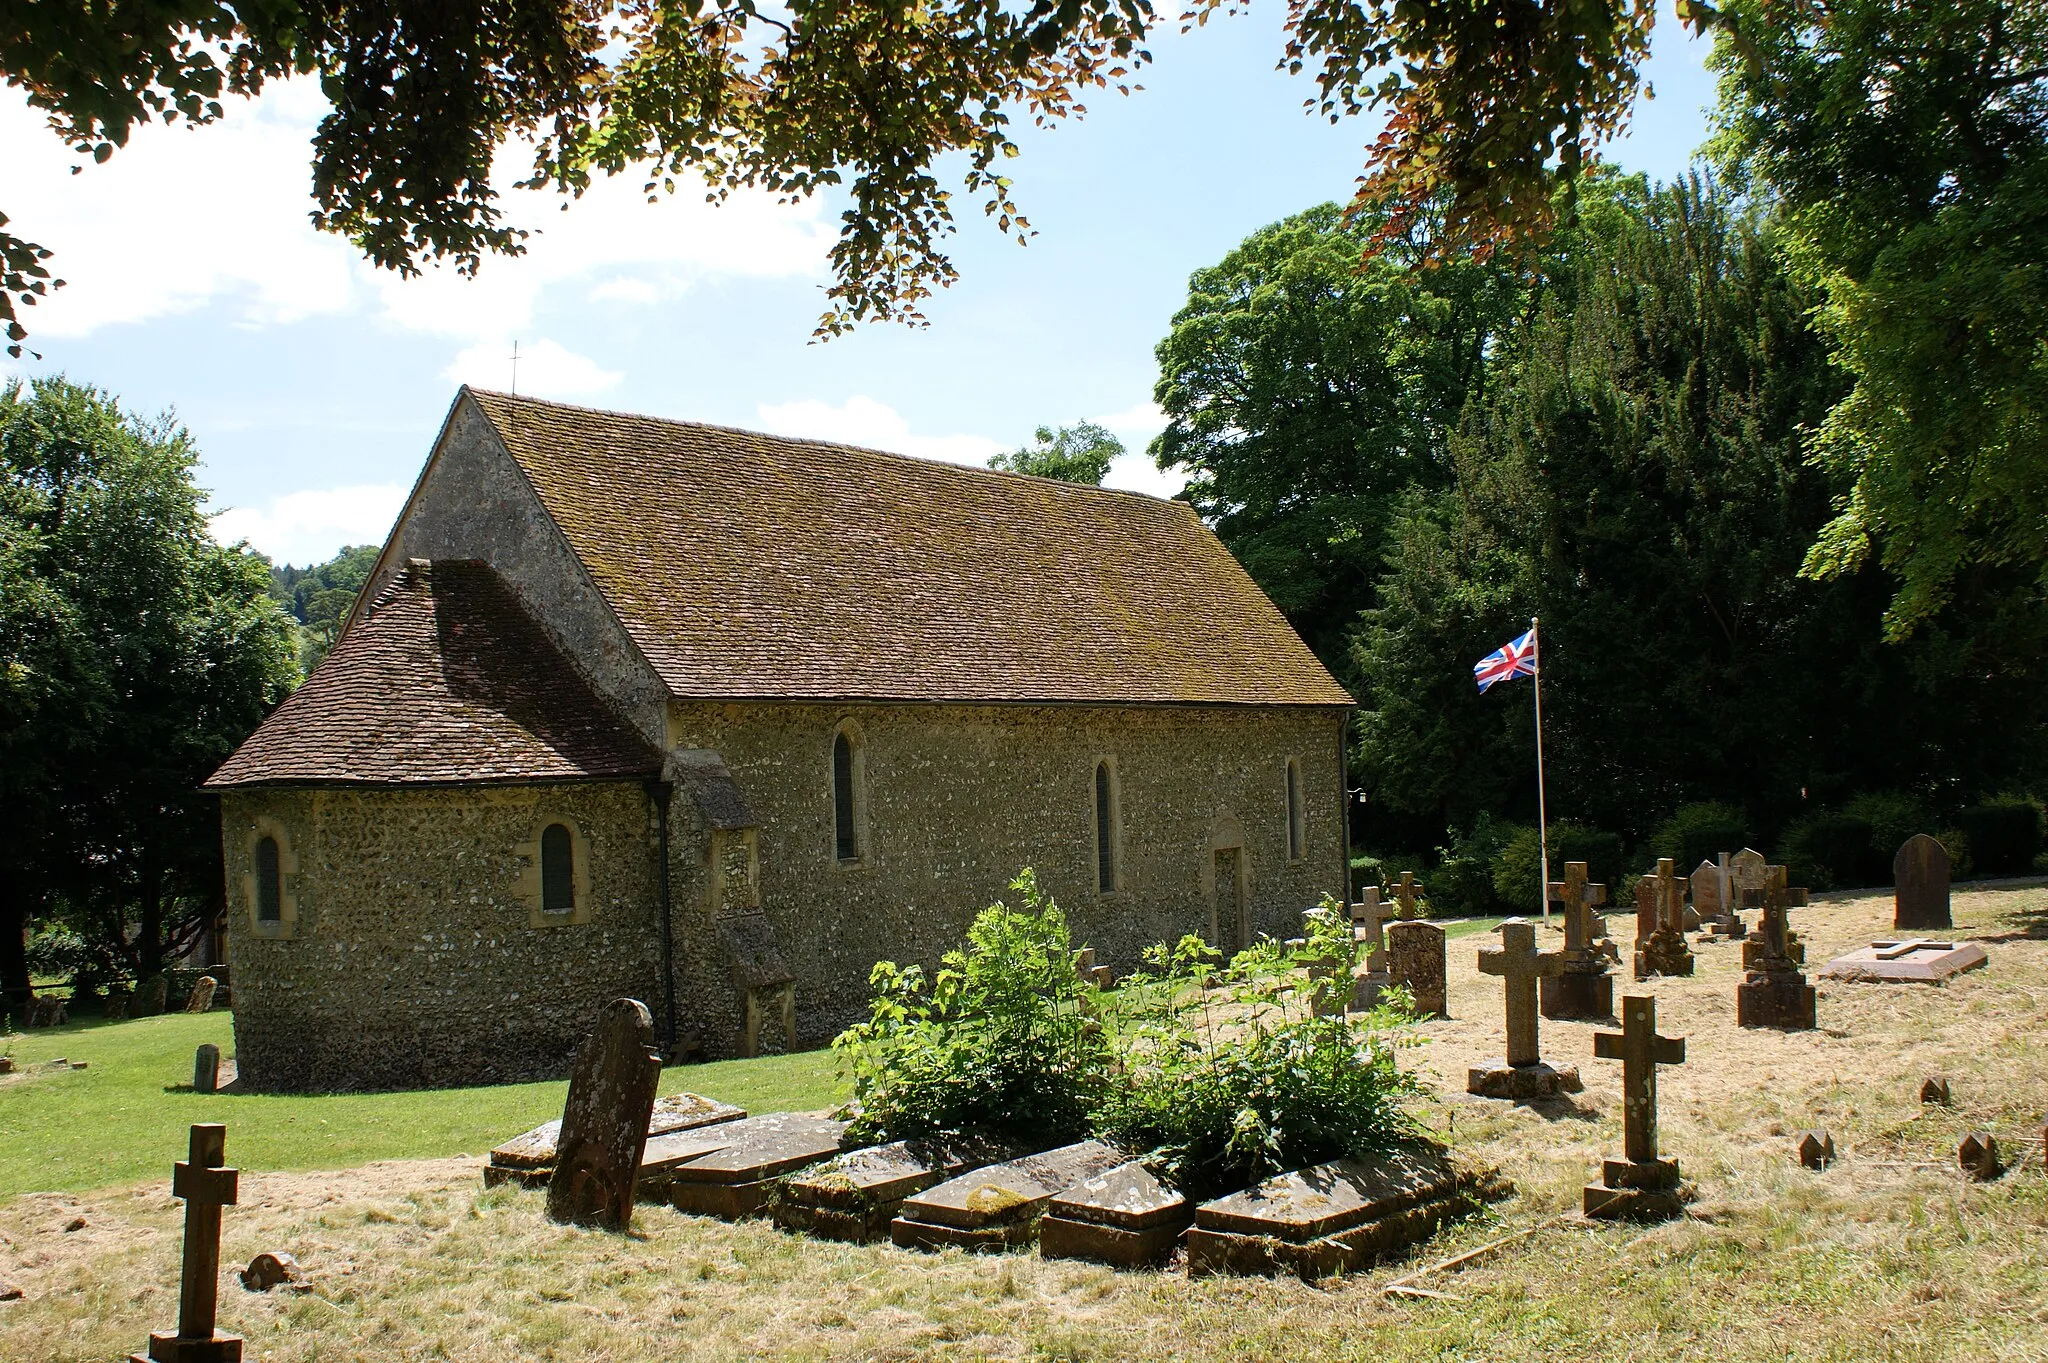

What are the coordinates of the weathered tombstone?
(1348, 890, 1394, 1011)
(545, 998, 663, 1231)
(1583, 995, 1690, 1220)
(184, 977, 218, 1014)
(104, 986, 132, 1022)
(1541, 861, 1617, 1019)
(1469, 919, 1582, 1099)
(1894, 834, 1952, 932)
(1392, 871, 1425, 921)
(1636, 859, 1695, 978)
(1958, 1132, 2001, 1182)
(1821, 938, 1987, 983)
(660, 1111, 850, 1218)
(137, 977, 169, 1017)
(1038, 1161, 1192, 1267)
(1385, 919, 1447, 1020)
(192, 1045, 221, 1095)
(1797, 1131, 1836, 1170)
(1737, 865, 1817, 1030)
(774, 1138, 1002, 1243)
(1729, 848, 1770, 917)
(1919, 1076, 1953, 1106)
(130, 1123, 241, 1363)
(1692, 859, 1744, 938)
(891, 1140, 1127, 1251)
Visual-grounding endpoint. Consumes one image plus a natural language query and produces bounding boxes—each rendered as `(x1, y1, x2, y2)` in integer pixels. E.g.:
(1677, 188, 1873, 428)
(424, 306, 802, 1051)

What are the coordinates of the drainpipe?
(1337, 711, 1354, 906)
(647, 779, 677, 1060)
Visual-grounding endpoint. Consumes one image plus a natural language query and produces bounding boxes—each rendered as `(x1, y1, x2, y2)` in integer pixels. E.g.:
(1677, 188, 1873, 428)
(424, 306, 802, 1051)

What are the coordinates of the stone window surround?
(830, 717, 869, 871)
(515, 813, 594, 927)
(1093, 755, 1124, 899)
(240, 815, 301, 939)
(1284, 757, 1306, 862)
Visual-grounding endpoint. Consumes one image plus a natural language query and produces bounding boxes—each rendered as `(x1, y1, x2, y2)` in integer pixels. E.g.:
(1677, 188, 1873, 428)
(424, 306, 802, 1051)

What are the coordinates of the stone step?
(772, 1137, 1006, 1243)
(891, 1140, 1127, 1251)
(1039, 1161, 1190, 1267)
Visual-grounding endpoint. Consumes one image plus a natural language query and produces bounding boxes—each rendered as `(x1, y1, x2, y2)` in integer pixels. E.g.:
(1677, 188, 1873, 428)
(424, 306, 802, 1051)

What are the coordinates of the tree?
(0, 378, 297, 1012)
(270, 542, 380, 672)
(1708, 0, 2048, 637)
(988, 422, 1121, 484)
(4, 0, 1688, 352)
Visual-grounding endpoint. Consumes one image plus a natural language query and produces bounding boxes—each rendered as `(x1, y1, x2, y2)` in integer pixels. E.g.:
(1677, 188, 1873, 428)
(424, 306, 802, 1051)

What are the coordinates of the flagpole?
(1532, 616, 1551, 922)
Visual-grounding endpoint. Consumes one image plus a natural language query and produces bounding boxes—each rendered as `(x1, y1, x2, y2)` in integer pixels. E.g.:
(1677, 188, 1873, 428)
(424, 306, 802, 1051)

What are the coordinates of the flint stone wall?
(223, 780, 661, 1091)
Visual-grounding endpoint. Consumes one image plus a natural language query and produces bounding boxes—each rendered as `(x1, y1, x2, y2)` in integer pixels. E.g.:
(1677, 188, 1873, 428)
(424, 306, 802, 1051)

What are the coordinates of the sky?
(0, 7, 1719, 567)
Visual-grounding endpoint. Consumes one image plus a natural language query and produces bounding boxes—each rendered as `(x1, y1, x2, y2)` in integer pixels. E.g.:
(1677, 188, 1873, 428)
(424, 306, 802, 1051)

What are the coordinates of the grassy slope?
(0, 1014, 844, 1197)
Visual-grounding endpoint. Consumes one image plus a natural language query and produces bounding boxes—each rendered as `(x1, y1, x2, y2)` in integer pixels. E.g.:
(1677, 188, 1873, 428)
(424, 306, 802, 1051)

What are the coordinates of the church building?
(206, 389, 1353, 1091)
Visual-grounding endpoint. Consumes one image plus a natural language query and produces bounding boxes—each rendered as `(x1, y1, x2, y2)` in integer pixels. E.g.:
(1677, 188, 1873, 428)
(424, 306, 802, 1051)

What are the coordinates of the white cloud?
(210, 483, 408, 565)
(1094, 399, 1166, 433)
(1104, 454, 1185, 500)
(443, 337, 621, 399)
(754, 396, 1006, 467)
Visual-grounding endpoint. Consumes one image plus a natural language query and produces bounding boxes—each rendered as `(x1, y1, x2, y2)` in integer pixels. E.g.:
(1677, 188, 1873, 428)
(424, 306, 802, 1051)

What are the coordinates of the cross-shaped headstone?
(1549, 861, 1609, 956)
(1654, 858, 1688, 935)
(1350, 888, 1393, 973)
(136, 1123, 242, 1362)
(1393, 871, 1425, 921)
(1478, 918, 1566, 1067)
(1593, 995, 1686, 1164)
(1633, 874, 1657, 944)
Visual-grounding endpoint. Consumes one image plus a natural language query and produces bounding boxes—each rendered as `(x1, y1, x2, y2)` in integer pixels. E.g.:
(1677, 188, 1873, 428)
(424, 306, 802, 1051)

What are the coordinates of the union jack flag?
(1473, 627, 1538, 693)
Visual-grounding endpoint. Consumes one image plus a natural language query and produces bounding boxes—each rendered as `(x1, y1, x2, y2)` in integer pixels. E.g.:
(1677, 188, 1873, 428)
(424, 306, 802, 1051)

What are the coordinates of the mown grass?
(0, 1014, 844, 1198)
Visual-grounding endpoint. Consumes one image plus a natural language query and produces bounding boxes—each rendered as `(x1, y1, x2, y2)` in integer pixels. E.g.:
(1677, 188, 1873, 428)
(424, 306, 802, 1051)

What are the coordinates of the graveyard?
(2, 882, 2043, 1362)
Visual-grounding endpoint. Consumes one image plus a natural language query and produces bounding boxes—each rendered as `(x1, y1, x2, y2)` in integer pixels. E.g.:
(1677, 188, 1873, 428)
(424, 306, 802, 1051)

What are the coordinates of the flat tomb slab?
(1820, 939, 1989, 983)
(772, 1138, 1003, 1243)
(664, 1113, 851, 1219)
(1040, 1161, 1191, 1267)
(892, 1140, 1127, 1251)
(485, 1092, 745, 1186)
(1186, 1149, 1502, 1280)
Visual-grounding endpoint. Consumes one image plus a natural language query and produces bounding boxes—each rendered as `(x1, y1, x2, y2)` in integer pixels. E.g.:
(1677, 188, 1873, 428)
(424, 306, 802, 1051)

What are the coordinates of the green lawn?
(0, 1013, 845, 1199)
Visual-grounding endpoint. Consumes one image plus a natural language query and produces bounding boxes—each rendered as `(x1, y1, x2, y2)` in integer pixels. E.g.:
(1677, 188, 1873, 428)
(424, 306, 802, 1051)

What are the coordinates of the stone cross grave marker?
(1543, 860, 1615, 1020)
(192, 1044, 220, 1094)
(1738, 865, 1816, 1029)
(1583, 995, 1689, 1220)
(1393, 871, 1425, 921)
(1469, 919, 1581, 1098)
(1636, 858, 1695, 978)
(1893, 834, 1953, 932)
(546, 997, 663, 1232)
(1349, 888, 1393, 973)
(132, 1123, 241, 1363)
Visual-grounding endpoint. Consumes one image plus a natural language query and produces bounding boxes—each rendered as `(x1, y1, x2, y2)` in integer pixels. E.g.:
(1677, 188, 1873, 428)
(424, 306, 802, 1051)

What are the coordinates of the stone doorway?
(1212, 846, 1247, 956)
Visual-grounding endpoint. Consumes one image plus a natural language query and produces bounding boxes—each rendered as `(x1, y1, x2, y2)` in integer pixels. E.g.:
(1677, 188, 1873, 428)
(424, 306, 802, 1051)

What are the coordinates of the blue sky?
(1, 6, 1718, 566)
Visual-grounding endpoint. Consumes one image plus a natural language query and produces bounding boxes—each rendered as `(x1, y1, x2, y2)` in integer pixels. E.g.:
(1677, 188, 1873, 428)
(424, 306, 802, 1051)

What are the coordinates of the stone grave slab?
(1186, 1148, 1500, 1280)
(662, 1112, 851, 1219)
(1894, 834, 1952, 932)
(1039, 1161, 1191, 1267)
(892, 1140, 1127, 1251)
(773, 1137, 1002, 1242)
(1820, 939, 1988, 984)
(485, 1092, 744, 1188)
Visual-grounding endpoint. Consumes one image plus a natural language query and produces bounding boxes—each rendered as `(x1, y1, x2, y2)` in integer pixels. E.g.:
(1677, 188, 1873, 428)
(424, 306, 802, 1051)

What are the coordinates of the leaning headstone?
(184, 977, 218, 1014)
(1039, 1161, 1192, 1267)
(1894, 834, 1952, 932)
(1469, 919, 1582, 1099)
(891, 1140, 1126, 1251)
(1186, 1148, 1506, 1280)
(1737, 865, 1817, 1030)
(1386, 919, 1447, 1020)
(130, 1124, 241, 1363)
(1821, 938, 1987, 984)
(192, 1044, 221, 1094)
(661, 1111, 850, 1218)
(545, 998, 663, 1231)
(1958, 1132, 2001, 1182)
(1583, 995, 1691, 1220)
(1541, 861, 1617, 1019)
(1797, 1131, 1836, 1170)
(775, 1137, 1002, 1242)
(486, 1091, 744, 1189)
(137, 977, 168, 1017)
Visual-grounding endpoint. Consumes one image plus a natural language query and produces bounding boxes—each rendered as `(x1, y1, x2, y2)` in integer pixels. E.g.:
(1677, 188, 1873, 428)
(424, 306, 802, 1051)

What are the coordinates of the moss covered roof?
(467, 389, 1352, 707)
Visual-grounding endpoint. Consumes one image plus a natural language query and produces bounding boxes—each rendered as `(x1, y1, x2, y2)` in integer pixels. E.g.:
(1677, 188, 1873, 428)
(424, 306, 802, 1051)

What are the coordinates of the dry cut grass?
(4, 886, 2046, 1362)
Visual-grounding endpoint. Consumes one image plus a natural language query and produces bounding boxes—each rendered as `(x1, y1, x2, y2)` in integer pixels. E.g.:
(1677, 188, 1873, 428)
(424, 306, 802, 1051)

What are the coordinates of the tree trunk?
(138, 855, 164, 981)
(0, 872, 30, 1021)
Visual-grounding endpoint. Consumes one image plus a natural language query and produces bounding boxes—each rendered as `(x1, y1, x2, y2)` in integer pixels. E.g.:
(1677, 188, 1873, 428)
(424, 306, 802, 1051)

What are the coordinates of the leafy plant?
(1492, 821, 1626, 912)
(1430, 814, 1519, 916)
(1840, 792, 1932, 863)
(1956, 801, 2041, 876)
(1649, 802, 1751, 872)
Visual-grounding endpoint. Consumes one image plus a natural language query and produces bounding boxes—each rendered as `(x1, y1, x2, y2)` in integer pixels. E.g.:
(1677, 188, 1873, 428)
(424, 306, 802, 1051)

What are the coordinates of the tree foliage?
(269, 542, 379, 672)
(987, 421, 1122, 484)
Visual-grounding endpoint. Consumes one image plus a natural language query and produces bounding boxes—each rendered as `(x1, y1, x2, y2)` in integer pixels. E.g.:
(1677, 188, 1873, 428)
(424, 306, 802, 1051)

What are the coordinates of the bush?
(1649, 802, 1750, 872)
(1778, 812, 1884, 890)
(833, 870, 1111, 1149)
(1841, 791, 1931, 863)
(1347, 855, 1384, 899)
(1428, 815, 1518, 917)
(1491, 821, 1627, 912)
(1956, 800, 2042, 876)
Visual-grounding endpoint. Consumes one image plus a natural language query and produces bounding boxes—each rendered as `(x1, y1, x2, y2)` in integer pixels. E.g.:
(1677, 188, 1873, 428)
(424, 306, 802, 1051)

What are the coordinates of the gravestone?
(545, 998, 663, 1231)
(137, 977, 168, 1017)
(1636, 859, 1695, 978)
(1469, 919, 1582, 1099)
(1541, 861, 1617, 1019)
(775, 1137, 1002, 1242)
(105, 987, 132, 1022)
(192, 1045, 220, 1094)
(1392, 871, 1425, 921)
(1386, 919, 1447, 1020)
(1820, 938, 1987, 984)
(1583, 995, 1691, 1220)
(1348, 890, 1394, 1011)
(184, 977, 218, 1014)
(891, 1140, 1126, 1251)
(1039, 1161, 1192, 1267)
(1958, 1132, 2001, 1181)
(486, 1092, 744, 1189)
(1894, 834, 1952, 932)
(661, 1112, 850, 1218)
(1797, 1131, 1836, 1170)
(1737, 865, 1817, 1030)
(1185, 1148, 1506, 1280)
(1692, 858, 1744, 938)
(130, 1124, 241, 1363)
(1919, 1076, 1953, 1106)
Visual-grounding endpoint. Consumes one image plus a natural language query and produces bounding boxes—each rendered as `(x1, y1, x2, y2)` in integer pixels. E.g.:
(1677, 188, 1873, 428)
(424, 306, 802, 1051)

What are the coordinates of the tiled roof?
(467, 390, 1353, 707)
(206, 560, 661, 787)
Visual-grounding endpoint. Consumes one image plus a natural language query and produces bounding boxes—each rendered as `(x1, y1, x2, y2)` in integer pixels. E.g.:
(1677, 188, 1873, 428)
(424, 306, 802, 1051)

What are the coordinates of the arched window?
(255, 836, 282, 922)
(1095, 761, 1118, 893)
(832, 730, 860, 861)
(1285, 760, 1304, 861)
(541, 823, 575, 914)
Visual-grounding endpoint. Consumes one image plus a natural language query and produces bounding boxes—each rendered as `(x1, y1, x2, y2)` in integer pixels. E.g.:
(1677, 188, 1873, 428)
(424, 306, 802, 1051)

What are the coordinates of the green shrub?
(1778, 812, 1884, 890)
(1347, 854, 1384, 899)
(833, 870, 1111, 1149)
(1649, 802, 1750, 871)
(1956, 800, 2041, 876)
(1491, 821, 1627, 912)
(1428, 815, 1518, 917)
(1841, 791, 1931, 862)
